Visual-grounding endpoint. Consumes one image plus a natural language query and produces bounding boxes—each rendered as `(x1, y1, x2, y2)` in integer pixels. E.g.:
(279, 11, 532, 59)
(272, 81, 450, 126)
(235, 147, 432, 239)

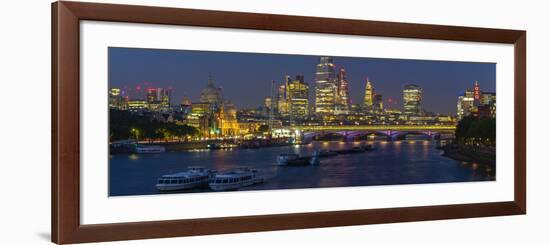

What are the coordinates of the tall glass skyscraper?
(288, 75, 309, 119)
(336, 68, 351, 114)
(314, 56, 337, 116)
(363, 78, 374, 111)
(403, 84, 422, 115)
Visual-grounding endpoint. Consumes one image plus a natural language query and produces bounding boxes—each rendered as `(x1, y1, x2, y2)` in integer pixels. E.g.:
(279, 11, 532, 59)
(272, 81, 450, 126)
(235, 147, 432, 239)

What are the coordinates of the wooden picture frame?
(51, 1, 526, 244)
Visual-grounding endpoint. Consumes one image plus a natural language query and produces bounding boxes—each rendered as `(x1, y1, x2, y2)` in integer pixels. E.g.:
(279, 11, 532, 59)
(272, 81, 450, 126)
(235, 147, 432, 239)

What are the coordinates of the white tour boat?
(209, 167, 263, 191)
(156, 167, 216, 191)
(134, 144, 166, 154)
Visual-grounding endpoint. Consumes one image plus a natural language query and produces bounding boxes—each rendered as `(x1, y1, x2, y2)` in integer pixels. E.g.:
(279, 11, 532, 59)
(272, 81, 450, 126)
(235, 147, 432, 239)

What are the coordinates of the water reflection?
(110, 140, 495, 196)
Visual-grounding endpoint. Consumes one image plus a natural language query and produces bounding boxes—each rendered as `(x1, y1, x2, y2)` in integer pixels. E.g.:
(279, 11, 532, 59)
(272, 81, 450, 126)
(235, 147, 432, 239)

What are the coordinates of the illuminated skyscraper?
(277, 75, 292, 116)
(335, 68, 351, 114)
(457, 89, 474, 120)
(373, 94, 384, 114)
(363, 78, 374, 111)
(287, 75, 309, 119)
(314, 56, 337, 116)
(403, 84, 422, 115)
(146, 87, 171, 112)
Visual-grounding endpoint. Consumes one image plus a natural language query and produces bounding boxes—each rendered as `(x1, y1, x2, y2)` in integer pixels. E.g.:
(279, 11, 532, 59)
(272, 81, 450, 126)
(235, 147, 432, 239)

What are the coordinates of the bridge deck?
(286, 125, 456, 131)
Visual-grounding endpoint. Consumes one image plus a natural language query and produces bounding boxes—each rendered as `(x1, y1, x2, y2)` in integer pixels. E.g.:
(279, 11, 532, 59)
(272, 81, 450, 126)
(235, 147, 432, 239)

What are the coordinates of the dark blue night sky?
(108, 47, 495, 115)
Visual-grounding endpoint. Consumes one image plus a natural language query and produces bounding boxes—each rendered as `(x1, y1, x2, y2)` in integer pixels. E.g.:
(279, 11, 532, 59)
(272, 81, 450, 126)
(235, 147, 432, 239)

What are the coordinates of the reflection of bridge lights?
(408, 141, 416, 144)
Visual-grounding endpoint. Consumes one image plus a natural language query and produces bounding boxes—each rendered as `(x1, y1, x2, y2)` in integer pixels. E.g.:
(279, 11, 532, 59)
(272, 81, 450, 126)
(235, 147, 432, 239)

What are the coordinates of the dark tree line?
(455, 115, 496, 146)
(109, 109, 198, 142)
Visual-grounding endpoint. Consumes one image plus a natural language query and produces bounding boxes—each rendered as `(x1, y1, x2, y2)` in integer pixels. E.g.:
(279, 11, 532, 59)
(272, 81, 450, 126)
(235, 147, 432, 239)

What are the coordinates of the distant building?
(277, 75, 291, 117)
(457, 90, 475, 120)
(373, 94, 383, 114)
(200, 74, 223, 106)
(335, 68, 351, 114)
(187, 75, 240, 138)
(108, 88, 126, 110)
(314, 56, 337, 116)
(218, 101, 239, 137)
(287, 75, 309, 120)
(403, 84, 422, 116)
(127, 99, 148, 111)
(457, 81, 496, 120)
(145, 87, 171, 112)
(363, 78, 374, 111)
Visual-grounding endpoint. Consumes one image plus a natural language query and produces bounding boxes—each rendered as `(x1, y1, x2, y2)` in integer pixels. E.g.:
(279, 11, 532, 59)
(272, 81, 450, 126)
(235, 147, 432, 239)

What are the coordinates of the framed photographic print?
(52, 1, 526, 244)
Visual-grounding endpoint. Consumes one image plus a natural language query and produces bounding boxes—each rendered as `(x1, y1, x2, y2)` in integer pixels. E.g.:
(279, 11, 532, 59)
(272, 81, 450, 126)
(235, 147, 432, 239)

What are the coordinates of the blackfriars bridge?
(286, 125, 456, 142)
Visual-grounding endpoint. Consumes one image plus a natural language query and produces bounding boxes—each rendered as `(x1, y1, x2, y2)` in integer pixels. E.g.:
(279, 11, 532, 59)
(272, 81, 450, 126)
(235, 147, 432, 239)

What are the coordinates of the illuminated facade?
(457, 90, 474, 120)
(108, 88, 126, 110)
(277, 76, 291, 116)
(373, 94, 384, 114)
(218, 101, 239, 137)
(363, 79, 374, 111)
(403, 84, 422, 116)
(457, 81, 496, 120)
(187, 75, 240, 138)
(127, 99, 148, 111)
(146, 87, 171, 112)
(335, 68, 351, 115)
(287, 75, 309, 119)
(314, 56, 337, 116)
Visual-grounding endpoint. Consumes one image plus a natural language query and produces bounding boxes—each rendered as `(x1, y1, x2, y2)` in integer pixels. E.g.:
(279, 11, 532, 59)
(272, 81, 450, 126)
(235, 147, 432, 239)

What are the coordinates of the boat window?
(170, 179, 177, 184)
(178, 179, 183, 184)
(158, 179, 164, 184)
(222, 179, 228, 183)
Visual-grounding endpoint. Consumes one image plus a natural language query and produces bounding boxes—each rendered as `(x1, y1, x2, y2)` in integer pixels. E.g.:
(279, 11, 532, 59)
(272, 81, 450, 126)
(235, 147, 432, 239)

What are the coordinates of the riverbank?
(441, 143, 496, 166)
(110, 138, 295, 154)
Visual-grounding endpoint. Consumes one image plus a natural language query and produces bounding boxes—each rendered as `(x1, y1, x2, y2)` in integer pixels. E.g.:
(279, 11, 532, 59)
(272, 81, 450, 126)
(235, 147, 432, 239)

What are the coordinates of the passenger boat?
(134, 144, 165, 154)
(277, 154, 320, 166)
(156, 167, 216, 191)
(209, 167, 263, 191)
(312, 149, 338, 158)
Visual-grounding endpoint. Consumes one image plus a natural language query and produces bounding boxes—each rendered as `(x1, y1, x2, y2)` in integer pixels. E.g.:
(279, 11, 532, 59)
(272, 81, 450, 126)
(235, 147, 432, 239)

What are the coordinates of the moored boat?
(209, 167, 262, 191)
(134, 144, 165, 154)
(277, 153, 300, 165)
(277, 153, 320, 166)
(312, 149, 338, 158)
(156, 167, 216, 191)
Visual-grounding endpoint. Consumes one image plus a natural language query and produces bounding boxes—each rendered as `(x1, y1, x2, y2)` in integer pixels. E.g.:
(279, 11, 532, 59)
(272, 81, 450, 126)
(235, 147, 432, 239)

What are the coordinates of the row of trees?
(455, 115, 496, 146)
(109, 109, 198, 142)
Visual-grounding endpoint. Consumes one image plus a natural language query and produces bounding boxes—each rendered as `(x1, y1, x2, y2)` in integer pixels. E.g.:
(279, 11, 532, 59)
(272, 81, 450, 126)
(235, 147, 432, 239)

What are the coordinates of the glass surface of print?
(108, 47, 496, 196)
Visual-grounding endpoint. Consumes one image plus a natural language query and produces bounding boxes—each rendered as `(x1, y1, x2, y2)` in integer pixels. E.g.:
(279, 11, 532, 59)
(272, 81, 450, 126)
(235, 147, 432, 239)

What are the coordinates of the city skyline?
(109, 47, 496, 115)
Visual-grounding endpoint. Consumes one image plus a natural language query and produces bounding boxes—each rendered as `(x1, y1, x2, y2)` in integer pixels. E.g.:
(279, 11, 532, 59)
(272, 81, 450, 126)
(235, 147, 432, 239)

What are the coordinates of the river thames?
(109, 140, 495, 196)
